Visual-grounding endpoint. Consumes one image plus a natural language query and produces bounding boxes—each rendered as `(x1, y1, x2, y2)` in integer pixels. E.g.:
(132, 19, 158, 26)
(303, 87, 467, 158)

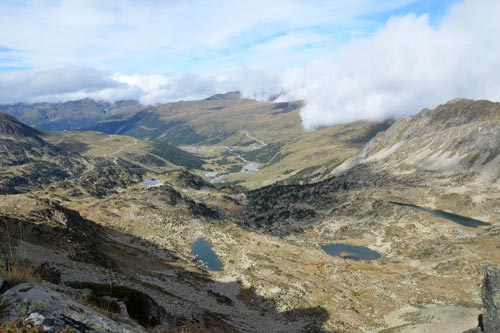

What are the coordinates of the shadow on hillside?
(0, 203, 332, 332)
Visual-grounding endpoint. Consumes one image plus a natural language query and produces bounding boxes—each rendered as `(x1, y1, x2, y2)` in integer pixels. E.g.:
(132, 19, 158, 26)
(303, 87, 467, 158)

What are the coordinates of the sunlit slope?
(88, 92, 304, 146)
(43, 131, 204, 170)
(341, 99, 500, 183)
(223, 120, 392, 188)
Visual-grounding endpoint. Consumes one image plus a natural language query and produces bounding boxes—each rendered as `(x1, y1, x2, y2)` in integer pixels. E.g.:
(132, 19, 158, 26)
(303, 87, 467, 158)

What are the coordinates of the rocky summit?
(1, 97, 500, 332)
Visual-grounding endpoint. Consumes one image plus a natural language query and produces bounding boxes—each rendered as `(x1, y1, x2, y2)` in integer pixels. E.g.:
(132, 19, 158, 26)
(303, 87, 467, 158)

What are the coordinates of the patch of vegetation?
(3, 262, 39, 288)
(277, 165, 323, 185)
(242, 143, 285, 164)
(89, 111, 208, 145)
(77, 165, 143, 198)
(151, 142, 204, 169)
(0, 317, 46, 333)
(348, 120, 393, 144)
(203, 128, 236, 145)
(65, 282, 165, 328)
(160, 124, 207, 146)
(226, 164, 242, 173)
(213, 181, 247, 193)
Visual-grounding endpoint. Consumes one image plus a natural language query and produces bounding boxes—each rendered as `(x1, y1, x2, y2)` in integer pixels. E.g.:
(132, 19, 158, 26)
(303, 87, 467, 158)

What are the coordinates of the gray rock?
(463, 267, 500, 333)
(34, 262, 61, 285)
(0, 281, 145, 332)
(482, 267, 500, 333)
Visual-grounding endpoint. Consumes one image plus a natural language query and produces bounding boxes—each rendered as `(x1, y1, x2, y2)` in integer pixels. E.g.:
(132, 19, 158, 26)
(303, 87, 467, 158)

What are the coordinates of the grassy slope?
(86, 95, 391, 188)
(43, 131, 204, 170)
(90, 96, 304, 146)
(224, 121, 392, 189)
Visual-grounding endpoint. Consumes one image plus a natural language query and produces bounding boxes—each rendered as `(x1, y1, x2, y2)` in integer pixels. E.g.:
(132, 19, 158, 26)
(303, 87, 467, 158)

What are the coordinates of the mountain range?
(1, 95, 499, 332)
(0, 98, 143, 131)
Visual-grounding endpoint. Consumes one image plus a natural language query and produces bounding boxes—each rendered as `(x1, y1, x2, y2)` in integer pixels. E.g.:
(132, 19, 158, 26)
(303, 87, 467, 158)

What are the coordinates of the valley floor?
(2, 164, 494, 332)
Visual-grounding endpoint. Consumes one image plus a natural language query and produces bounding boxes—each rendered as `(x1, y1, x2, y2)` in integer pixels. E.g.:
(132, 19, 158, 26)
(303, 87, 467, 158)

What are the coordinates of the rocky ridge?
(344, 99, 500, 182)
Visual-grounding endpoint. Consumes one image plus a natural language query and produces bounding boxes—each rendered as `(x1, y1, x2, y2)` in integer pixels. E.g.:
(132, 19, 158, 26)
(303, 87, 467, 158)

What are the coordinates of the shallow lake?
(142, 179, 161, 186)
(191, 237, 223, 271)
(321, 243, 381, 261)
(390, 202, 489, 228)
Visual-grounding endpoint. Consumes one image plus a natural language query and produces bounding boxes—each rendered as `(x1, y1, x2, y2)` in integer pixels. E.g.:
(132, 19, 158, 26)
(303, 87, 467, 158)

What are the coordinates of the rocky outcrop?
(65, 281, 169, 329)
(482, 267, 500, 332)
(0, 113, 86, 194)
(34, 263, 61, 285)
(464, 267, 500, 333)
(346, 99, 500, 180)
(0, 282, 145, 332)
(76, 165, 143, 198)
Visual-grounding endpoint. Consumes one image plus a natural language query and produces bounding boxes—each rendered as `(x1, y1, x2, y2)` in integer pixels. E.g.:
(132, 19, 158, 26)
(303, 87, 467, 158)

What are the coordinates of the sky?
(0, 0, 499, 129)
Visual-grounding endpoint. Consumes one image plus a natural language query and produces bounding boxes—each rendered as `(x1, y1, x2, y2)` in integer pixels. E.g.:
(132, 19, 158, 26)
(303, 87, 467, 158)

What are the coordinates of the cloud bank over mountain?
(287, 0, 500, 129)
(0, 0, 499, 129)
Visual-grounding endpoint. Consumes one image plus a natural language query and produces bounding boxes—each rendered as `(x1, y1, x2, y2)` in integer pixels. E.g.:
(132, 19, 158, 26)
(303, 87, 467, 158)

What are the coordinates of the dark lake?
(321, 243, 381, 261)
(390, 202, 490, 228)
(191, 237, 223, 271)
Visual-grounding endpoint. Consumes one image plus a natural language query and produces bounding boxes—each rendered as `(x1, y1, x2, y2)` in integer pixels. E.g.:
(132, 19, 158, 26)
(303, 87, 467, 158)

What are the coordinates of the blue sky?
(0, 0, 460, 74)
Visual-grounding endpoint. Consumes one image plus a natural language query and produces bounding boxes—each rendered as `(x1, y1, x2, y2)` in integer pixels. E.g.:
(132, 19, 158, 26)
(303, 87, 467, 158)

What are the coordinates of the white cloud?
(284, 0, 500, 129)
(0, 0, 418, 73)
(0, 66, 130, 103)
(0, 66, 281, 105)
(1, 0, 499, 132)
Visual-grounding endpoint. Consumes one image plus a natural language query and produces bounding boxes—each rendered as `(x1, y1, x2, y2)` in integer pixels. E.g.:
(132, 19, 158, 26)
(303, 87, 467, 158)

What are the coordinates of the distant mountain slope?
(0, 113, 86, 193)
(223, 120, 393, 189)
(87, 92, 304, 146)
(0, 98, 143, 131)
(343, 99, 500, 181)
(44, 131, 205, 170)
(243, 98, 500, 232)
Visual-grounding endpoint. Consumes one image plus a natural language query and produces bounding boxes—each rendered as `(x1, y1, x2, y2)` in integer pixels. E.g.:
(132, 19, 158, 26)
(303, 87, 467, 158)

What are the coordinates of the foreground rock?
(465, 267, 500, 333)
(0, 282, 145, 332)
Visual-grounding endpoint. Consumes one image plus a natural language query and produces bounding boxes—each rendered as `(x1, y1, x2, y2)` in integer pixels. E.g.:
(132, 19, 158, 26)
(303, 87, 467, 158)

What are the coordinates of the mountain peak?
(347, 98, 500, 179)
(205, 91, 241, 101)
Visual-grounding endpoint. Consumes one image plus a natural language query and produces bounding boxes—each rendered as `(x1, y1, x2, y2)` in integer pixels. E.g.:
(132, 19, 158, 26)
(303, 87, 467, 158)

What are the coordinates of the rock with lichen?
(0, 282, 145, 333)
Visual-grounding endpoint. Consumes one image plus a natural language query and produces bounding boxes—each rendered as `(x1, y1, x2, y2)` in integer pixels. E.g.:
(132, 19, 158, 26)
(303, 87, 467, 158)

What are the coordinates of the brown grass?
(4, 262, 39, 287)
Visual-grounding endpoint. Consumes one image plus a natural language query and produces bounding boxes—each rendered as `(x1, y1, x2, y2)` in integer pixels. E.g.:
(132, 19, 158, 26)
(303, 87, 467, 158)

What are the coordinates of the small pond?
(191, 237, 223, 271)
(142, 179, 161, 187)
(390, 202, 489, 228)
(321, 243, 381, 261)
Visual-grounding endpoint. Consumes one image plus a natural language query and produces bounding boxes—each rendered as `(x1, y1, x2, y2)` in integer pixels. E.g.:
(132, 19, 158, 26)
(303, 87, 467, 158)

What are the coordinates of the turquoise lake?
(191, 237, 223, 271)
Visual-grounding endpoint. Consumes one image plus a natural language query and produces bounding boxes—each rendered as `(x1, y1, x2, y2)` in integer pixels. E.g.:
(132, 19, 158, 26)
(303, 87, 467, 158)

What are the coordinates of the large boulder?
(0, 281, 145, 332)
(34, 262, 61, 285)
(482, 267, 500, 332)
(464, 267, 500, 333)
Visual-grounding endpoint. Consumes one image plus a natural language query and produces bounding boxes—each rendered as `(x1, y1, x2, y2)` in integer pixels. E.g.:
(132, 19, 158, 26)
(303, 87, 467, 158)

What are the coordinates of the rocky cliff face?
(348, 99, 500, 181)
